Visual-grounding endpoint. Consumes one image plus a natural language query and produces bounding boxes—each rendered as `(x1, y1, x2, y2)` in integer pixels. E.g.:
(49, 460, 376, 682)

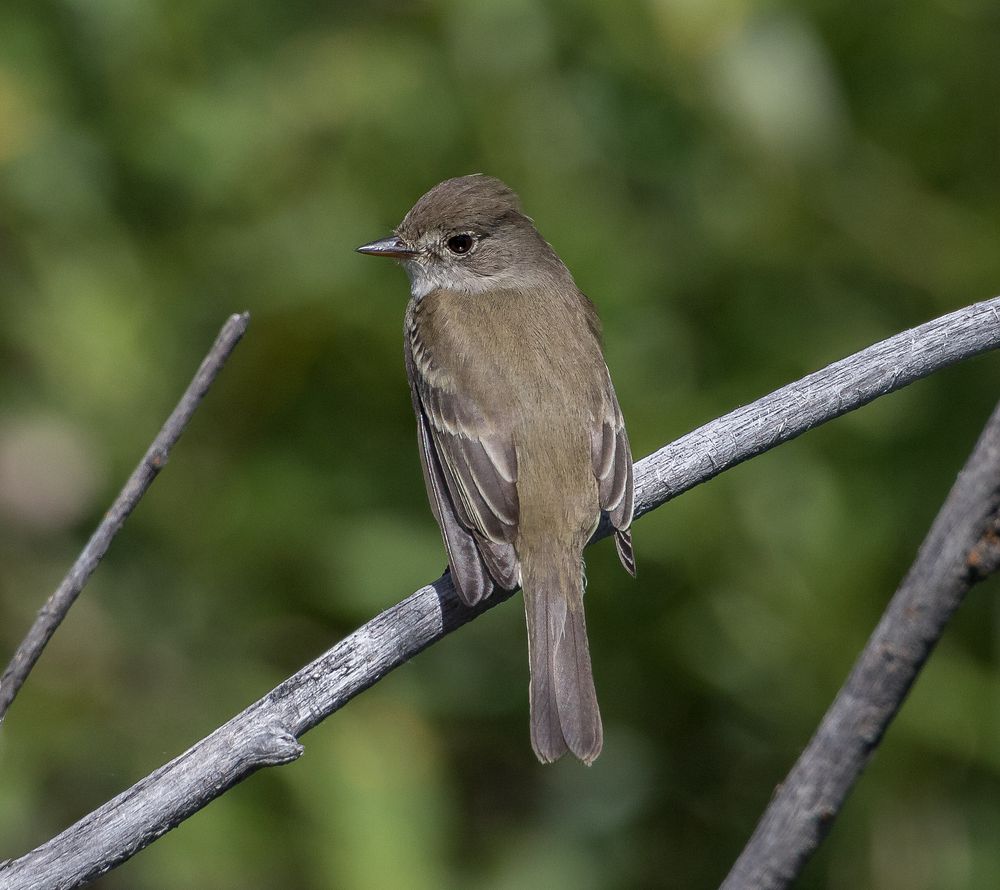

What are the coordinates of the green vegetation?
(1, 1, 999, 887)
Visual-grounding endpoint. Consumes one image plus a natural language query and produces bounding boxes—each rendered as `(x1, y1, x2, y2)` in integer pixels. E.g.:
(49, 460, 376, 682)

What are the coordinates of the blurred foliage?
(1, 0, 999, 887)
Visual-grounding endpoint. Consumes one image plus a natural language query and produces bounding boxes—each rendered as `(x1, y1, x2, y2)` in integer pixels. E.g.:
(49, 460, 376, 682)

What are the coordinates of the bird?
(357, 174, 634, 764)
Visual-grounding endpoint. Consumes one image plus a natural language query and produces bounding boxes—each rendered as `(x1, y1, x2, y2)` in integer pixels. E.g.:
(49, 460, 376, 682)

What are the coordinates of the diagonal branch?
(0, 312, 251, 723)
(721, 396, 1000, 890)
(631, 295, 1000, 515)
(1, 296, 998, 890)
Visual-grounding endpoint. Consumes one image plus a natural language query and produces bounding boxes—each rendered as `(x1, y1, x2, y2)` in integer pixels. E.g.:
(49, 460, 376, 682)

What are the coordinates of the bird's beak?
(356, 235, 419, 259)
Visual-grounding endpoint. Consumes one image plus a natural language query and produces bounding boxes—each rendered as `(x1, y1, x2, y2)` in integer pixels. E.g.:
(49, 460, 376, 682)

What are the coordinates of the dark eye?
(446, 233, 475, 255)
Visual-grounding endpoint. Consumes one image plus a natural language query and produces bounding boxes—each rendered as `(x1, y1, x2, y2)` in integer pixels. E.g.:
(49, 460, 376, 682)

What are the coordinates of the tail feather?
(614, 528, 636, 577)
(523, 554, 603, 765)
(525, 586, 569, 763)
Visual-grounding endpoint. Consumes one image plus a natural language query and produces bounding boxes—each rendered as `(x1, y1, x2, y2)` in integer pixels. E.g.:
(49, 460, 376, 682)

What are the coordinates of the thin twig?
(0, 312, 250, 723)
(721, 397, 1000, 890)
(0, 297, 998, 890)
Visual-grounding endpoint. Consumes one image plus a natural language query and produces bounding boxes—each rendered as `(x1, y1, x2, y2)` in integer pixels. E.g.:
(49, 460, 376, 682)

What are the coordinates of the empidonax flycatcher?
(358, 175, 634, 764)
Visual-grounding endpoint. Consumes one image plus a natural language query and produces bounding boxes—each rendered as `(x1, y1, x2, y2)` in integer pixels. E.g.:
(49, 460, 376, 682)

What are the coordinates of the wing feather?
(405, 330, 520, 602)
(590, 370, 636, 575)
(413, 395, 494, 604)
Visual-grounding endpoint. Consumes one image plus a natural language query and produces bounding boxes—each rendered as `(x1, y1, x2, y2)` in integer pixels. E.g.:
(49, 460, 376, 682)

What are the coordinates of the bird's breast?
(408, 286, 606, 416)
(407, 286, 605, 540)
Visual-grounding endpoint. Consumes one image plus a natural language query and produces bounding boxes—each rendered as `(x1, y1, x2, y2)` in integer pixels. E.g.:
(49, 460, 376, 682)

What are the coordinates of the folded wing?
(405, 337, 521, 604)
(590, 370, 635, 576)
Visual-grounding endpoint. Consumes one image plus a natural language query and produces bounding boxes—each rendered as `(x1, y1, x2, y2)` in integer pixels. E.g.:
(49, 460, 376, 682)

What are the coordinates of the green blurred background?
(1, 1, 999, 887)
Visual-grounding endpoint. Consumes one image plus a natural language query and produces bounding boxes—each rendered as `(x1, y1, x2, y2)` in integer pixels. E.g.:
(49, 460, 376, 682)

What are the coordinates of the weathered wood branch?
(631, 296, 1000, 516)
(721, 396, 1000, 889)
(0, 313, 250, 723)
(1, 296, 998, 890)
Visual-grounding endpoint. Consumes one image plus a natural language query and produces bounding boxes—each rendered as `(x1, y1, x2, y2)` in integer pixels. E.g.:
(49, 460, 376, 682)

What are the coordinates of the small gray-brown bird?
(358, 175, 634, 764)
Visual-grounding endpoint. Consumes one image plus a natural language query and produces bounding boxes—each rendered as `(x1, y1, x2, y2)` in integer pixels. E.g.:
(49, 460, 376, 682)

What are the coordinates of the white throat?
(403, 257, 517, 301)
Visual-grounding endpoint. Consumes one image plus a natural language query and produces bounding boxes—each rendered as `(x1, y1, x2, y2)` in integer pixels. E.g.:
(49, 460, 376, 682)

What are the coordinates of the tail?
(522, 551, 603, 765)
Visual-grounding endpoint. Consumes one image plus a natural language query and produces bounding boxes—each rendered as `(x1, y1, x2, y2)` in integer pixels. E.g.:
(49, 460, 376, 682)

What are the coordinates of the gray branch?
(721, 396, 1000, 890)
(1, 296, 999, 890)
(0, 313, 250, 723)
(631, 295, 1000, 515)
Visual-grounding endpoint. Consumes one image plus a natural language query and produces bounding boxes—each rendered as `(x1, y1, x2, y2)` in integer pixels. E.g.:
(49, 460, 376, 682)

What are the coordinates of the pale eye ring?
(446, 233, 475, 255)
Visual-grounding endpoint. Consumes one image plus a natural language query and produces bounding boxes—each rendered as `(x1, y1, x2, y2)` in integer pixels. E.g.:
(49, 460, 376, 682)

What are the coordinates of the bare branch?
(632, 296, 1000, 516)
(721, 397, 1000, 890)
(1, 296, 998, 890)
(0, 312, 250, 723)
